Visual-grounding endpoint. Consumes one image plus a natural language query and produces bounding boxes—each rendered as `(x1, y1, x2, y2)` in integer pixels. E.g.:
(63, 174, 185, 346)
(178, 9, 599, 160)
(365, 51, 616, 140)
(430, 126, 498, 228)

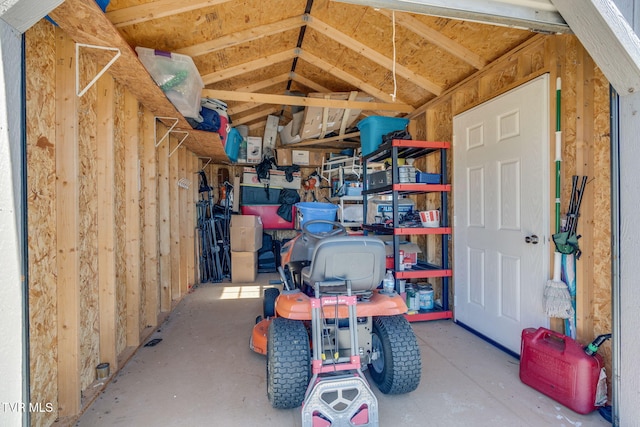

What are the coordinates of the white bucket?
(419, 210, 440, 227)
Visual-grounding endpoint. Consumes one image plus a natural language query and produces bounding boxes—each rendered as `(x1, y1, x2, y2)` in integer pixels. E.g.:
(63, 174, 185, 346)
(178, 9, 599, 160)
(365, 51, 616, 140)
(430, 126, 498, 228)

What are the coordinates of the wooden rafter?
(376, 9, 488, 70)
(233, 106, 281, 126)
(176, 15, 309, 57)
(106, 0, 233, 28)
(305, 16, 443, 96)
(201, 88, 413, 113)
(297, 50, 399, 103)
(290, 73, 332, 93)
(201, 50, 297, 85)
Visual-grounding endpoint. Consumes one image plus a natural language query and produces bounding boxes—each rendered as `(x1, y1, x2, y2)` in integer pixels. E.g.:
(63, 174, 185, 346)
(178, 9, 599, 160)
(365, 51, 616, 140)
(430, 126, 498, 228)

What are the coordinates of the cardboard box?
(276, 148, 325, 166)
(231, 251, 258, 283)
(246, 136, 262, 163)
(230, 215, 263, 251)
(376, 236, 422, 266)
(242, 167, 301, 189)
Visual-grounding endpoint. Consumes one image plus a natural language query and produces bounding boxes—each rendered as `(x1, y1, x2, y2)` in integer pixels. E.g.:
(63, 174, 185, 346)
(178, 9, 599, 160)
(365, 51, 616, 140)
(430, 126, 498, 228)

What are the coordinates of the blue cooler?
(357, 116, 409, 156)
(296, 202, 338, 233)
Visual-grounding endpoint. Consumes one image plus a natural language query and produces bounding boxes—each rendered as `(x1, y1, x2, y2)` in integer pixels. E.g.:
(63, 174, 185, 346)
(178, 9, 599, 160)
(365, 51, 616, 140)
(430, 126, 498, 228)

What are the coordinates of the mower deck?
(250, 289, 407, 356)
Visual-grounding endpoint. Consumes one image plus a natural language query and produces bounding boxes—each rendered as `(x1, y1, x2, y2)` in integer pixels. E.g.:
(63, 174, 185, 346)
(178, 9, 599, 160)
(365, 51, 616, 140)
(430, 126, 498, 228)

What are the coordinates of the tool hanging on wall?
(302, 172, 319, 202)
(544, 77, 574, 321)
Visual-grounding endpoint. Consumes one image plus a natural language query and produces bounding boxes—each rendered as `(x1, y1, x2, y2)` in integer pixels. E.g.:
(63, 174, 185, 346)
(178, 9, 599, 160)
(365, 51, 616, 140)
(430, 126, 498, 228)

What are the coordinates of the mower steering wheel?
(302, 219, 347, 239)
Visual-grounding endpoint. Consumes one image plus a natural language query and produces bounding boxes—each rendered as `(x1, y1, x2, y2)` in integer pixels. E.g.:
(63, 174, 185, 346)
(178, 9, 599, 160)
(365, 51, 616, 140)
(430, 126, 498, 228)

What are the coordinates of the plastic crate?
(135, 47, 204, 118)
(357, 116, 409, 156)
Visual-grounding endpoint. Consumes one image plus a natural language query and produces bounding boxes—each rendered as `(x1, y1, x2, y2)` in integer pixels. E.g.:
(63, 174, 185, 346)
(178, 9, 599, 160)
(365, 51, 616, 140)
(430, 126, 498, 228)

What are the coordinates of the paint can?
(96, 362, 110, 380)
(418, 284, 434, 310)
(405, 285, 418, 311)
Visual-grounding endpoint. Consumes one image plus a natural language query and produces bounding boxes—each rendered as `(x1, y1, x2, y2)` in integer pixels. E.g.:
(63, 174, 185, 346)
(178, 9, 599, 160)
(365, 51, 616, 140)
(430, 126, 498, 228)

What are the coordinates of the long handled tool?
(544, 77, 574, 319)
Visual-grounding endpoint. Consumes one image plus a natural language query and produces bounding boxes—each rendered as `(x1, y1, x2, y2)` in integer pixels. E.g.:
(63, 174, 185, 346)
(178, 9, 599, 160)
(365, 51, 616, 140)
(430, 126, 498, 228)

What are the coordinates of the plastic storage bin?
(357, 116, 409, 156)
(296, 202, 338, 233)
(135, 47, 204, 119)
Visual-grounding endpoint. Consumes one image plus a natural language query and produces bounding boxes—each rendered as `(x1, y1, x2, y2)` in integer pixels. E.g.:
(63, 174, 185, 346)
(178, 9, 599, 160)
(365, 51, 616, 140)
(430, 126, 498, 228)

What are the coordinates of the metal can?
(418, 284, 434, 310)
(405, 285, 417, 311)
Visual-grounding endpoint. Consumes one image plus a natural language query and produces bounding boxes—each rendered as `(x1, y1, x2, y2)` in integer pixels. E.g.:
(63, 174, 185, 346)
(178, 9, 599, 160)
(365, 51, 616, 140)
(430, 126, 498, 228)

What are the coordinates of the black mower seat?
(301, 236, 386, 294)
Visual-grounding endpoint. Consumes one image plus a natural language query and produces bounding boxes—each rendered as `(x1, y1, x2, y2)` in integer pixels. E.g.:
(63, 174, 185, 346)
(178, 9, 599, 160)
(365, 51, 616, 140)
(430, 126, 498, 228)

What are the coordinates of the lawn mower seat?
(301, 236, 386, 294)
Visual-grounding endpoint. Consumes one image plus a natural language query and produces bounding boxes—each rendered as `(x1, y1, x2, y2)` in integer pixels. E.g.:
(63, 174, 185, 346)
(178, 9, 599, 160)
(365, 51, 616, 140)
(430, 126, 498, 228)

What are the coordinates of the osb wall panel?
(114, 82, 128, 355)
(138, 103, 148, 331)
(26, 19, 59, 427)
(78, 51, 100, 391)
(591, 65, 612, 371)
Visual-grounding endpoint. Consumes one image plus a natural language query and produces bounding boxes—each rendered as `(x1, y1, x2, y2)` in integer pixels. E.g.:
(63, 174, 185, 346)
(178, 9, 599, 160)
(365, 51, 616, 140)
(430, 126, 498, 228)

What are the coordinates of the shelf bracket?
(154, 117, 179, 148)
(168, 131, 189, 158)
(75, 43, 121, 97)
(198, 157, 212, 168)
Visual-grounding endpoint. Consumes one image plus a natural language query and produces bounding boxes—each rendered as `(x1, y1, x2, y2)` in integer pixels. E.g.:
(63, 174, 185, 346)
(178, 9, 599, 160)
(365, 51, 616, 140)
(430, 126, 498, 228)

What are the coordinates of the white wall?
(0, 18, 26, 427)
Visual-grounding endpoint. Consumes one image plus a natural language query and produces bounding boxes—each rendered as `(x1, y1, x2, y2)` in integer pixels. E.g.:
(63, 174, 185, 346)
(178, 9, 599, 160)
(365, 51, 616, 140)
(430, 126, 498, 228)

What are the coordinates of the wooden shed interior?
(24, 0, 611, 425)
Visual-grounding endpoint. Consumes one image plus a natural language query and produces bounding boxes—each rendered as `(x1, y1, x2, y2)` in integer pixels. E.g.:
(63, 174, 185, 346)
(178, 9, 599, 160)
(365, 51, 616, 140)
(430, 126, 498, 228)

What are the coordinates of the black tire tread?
(370, 315, 422, 394)
(267, 318, 310, 409)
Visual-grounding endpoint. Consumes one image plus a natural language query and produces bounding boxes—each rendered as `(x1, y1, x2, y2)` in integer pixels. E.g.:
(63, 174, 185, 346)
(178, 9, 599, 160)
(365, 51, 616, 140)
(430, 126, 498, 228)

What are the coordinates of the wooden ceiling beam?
(201, 50, 297, 85)
(106, 0, 233, 28)
(297, 50, 401, 103)
(176, 15, 309, 57)
(305, 16, 443, 96)
(376, 9, 488, 69)
(202, 88, 413, 113)
(233, 106, 281, 126)
(234, 73, 291, 93)
(290, 73, 332, 93)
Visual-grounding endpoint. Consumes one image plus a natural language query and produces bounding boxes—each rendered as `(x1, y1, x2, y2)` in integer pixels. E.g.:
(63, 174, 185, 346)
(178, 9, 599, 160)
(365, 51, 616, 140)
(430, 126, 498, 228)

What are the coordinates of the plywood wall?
(26, 19, 58, 427)
(26, 19, 199, 426)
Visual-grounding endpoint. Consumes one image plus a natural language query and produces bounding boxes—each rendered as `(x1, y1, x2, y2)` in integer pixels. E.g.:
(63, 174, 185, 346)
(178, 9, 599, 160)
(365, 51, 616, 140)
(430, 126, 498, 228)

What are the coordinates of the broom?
(543, 78, 573, 319)
(544, 251, 574, 318)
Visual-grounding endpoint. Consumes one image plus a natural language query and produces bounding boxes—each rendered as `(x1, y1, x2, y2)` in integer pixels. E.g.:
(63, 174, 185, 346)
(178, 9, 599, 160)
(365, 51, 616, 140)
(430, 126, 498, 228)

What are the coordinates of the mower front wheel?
(369, 315, 421, 394)
(263, 287, 280, 318)
(266, 318, 310, 409)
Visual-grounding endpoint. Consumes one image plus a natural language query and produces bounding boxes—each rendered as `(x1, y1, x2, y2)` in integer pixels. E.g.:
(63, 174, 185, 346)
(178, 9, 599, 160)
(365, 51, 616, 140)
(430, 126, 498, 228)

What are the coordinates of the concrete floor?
(77, 274, 610, 427)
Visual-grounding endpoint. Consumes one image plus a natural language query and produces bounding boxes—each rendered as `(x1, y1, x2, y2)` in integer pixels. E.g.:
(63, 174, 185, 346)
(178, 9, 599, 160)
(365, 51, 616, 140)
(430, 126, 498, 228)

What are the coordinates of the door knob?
(525, 235, 539, 244)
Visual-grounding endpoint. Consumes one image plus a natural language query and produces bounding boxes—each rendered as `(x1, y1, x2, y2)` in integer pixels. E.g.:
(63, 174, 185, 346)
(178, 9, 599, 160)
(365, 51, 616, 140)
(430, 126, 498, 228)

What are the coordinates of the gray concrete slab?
(77, 275, 610, 427)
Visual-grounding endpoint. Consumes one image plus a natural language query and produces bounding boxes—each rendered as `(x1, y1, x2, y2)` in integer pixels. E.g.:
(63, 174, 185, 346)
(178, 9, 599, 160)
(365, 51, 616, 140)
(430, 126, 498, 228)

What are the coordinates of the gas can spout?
(584, 334, 612, 356)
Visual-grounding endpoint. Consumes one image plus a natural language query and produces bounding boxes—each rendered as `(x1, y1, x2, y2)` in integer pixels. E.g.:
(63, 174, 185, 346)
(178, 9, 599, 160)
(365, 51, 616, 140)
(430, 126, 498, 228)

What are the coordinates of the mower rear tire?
(263, 287, 280, 318)
(369, 315, 421, 394)
(266, 318, 310, 409)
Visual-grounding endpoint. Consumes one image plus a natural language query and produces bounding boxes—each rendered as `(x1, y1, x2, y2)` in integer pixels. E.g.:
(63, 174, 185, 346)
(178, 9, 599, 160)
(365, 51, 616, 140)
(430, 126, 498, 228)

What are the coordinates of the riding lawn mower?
(250, 220, 422, 426)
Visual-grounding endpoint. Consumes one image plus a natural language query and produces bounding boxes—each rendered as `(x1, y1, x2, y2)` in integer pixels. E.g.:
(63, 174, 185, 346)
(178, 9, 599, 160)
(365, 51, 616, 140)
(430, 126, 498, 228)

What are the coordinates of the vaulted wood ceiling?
(101, 0, 537, 145)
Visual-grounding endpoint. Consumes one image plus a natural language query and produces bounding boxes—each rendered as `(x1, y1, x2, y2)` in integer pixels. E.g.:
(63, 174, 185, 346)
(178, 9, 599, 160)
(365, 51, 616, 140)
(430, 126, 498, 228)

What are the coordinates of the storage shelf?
(363, 224, 451, 235)
(405, 309, 453, 322)
(365, 139, 450, 163)
(362, 183, 451, 195)
(362, 139, 451, 323)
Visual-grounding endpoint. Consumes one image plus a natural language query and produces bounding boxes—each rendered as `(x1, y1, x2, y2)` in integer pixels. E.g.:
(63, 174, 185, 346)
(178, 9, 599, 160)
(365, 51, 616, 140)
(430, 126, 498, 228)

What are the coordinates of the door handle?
(525, 235, 539, 244)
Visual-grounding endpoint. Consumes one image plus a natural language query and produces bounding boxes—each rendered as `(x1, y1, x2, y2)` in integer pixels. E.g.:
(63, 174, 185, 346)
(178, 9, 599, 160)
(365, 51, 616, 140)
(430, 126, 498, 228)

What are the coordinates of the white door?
(453, 74, 550, 355)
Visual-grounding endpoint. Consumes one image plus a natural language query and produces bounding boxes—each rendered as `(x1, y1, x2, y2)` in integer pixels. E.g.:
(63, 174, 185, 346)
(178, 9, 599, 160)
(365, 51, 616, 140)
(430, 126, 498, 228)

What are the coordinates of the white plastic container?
(382, 270, 395, 294)
(135, 47, 204, 119)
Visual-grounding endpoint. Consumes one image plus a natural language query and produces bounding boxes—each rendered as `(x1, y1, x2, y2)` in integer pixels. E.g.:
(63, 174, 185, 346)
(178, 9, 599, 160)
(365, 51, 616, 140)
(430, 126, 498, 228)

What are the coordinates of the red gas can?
(519, 327, 603, 414)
